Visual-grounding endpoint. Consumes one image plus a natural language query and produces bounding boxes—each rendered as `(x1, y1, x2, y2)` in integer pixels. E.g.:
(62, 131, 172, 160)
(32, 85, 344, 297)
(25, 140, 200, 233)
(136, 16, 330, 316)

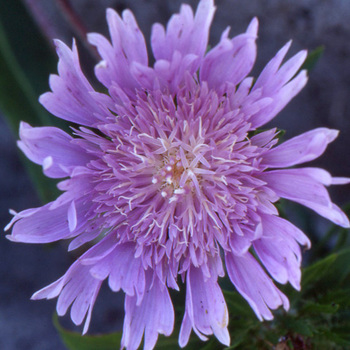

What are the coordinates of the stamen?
(166, 177, 173, 184)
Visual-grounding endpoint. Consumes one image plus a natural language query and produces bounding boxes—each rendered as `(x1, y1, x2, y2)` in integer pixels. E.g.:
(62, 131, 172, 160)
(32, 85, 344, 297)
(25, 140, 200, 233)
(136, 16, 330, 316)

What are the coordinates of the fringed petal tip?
(225, 252, 290, 321)
(40, 37, 108, 127)
(121, 274, 174, 350)
(332, 176, 350, 185)
(30, 291, 42, 301)
(200, 15, 258, 90)
(262, 128, 340, 168)
(247, 17, 259, 37)
(5, 234, 17, 242)
(260, 169, 350, 228)
(4, 211, 16, 232)
(179, 266, 230, 348)
(32, 262, 102, 335)
(326, 128, 339, 142)
(30, 278, 64, 301)
(106, 7, 117, 19)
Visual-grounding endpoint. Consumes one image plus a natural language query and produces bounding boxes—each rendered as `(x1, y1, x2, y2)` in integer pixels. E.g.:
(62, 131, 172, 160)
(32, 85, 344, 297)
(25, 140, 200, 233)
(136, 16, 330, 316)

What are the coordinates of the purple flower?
(6, 0, 350, 349)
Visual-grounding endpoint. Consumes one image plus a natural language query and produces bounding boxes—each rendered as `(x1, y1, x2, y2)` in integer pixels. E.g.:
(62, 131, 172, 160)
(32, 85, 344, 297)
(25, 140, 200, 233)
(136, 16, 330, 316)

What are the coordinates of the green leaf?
(301, 301, 339, 315)
(317, 330, 350, 348)
(0, 18, 59, 201)
(0, 0, 66, 202)
(302, 248, 350, 291)
(0, 20, 51, 130)
(154, 337, 183, 350)
(53, 314, 122, 350)
(287, 249, 350, 348)
(223, 290, 257, 319)
(0, 0, 58, 98)
(280, 317, 314, 337)
(300, 46, 324, 72)
(320, 287, 350, 307)
(0, 0, 65, 129)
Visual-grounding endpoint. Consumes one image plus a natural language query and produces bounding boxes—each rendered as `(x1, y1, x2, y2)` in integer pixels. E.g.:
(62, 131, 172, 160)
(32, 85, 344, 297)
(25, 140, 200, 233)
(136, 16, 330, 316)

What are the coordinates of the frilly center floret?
(151, 120, 214, 203)
(90, 81, 271, 255)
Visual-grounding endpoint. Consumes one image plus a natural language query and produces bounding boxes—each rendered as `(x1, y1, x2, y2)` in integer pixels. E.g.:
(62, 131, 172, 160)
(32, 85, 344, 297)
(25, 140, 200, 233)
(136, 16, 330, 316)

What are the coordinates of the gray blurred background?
(1, 0, 350, 349)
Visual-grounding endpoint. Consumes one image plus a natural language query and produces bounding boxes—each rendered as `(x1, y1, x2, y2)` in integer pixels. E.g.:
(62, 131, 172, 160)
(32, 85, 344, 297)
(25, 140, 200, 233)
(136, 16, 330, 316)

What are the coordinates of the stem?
(56, 0, 87, 40)
(56, 0, 99, 61)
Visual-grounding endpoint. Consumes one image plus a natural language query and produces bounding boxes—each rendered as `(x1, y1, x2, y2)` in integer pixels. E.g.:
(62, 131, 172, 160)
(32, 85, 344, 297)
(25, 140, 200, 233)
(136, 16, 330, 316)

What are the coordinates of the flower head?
(6, 1, 350, 349)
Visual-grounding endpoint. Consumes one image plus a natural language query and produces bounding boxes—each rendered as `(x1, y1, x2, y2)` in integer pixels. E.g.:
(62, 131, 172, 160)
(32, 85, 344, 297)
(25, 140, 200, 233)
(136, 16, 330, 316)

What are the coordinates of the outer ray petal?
(225, 252, 289, 321)
(262, 128, 339, 168)
(81, 242, 146, 304)
(200, 18, 258, 91)
(248, 43, 308, 128)
(179, 266, 230, 347)
(151, 0, 215, 62)
(18, 122, 93, 178)
(260, 168, 350, 227)
(31, 260, 102, 334)
(6, 198, 90, 243)
(253, 214, 310, 290)
(39, 40, 110, 126)
(88, 8, 148, 91)
(121, 273, 174, 350)
(148, 0, 216, 92)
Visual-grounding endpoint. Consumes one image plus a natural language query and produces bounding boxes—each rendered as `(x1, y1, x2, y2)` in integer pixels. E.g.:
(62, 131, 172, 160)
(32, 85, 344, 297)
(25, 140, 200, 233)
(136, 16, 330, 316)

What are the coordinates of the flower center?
(152, 152, 194, 202)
